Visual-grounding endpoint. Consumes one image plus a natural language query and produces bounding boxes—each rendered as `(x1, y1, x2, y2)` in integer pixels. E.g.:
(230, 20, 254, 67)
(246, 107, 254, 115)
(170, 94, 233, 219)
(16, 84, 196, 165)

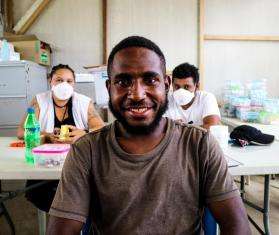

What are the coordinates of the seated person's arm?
(208, 197, 251, 235)
(202, 93, 221, 129)
(17, 97, 40, 139)
(47, 217, 83, 235)
(88, 101, 105, 131)
(202, 114, 220, 130)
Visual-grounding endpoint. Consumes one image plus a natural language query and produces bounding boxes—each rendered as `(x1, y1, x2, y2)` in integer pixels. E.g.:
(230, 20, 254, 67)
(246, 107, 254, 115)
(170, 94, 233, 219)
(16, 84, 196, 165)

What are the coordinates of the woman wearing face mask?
(17, 64, 104, 143)
(16, 64, 104, 213)
(164, 63, 220, 129)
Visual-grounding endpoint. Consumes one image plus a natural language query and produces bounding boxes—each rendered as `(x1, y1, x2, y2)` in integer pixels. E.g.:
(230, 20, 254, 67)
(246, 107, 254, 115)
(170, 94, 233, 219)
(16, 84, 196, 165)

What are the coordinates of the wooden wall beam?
(198, 0, 205, 90)
(204, 35, 279, 41)
(102, 0, 107, 64)
(13, 0, 51, 35)
(3, 0, 14, 33)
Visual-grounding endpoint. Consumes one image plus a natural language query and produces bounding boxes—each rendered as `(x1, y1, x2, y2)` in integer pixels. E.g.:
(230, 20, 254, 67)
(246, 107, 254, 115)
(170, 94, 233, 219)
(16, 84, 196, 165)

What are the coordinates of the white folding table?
(0, 137, 61, 235)
(222, 117, 279, 235)
(0, 137, 62, 180)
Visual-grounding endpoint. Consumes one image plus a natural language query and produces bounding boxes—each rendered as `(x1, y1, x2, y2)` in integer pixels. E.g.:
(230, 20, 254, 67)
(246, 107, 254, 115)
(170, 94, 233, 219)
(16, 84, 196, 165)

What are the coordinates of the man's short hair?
(172, 63, 199, 84)
(107, 36, 166, 77)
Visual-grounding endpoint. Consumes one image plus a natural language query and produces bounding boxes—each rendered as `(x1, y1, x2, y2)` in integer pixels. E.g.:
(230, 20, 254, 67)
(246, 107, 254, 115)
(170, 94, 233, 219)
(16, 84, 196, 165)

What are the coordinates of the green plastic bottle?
(24, 107, 41, 164)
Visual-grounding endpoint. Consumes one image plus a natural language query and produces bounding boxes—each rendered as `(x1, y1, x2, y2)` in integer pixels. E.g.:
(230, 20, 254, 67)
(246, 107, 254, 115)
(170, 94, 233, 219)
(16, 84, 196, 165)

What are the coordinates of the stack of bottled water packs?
(222, 79, 279, 124)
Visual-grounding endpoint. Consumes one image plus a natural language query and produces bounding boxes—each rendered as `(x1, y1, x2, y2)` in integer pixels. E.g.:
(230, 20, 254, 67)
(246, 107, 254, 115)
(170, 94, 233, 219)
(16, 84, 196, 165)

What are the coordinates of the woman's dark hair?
(49, 64, 75, 79)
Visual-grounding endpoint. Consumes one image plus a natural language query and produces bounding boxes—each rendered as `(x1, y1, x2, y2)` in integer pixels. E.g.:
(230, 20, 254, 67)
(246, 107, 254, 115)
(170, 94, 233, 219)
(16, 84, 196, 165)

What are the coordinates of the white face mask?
(173, 88, 195, 106)
(51, 82, 74, 100)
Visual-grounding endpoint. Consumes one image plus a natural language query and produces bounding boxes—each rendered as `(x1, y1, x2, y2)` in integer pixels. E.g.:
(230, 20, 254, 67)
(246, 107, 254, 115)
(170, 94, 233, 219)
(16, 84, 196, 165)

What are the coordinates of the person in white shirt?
(17, 64, 104, 144)
(165, 62, 220, 129)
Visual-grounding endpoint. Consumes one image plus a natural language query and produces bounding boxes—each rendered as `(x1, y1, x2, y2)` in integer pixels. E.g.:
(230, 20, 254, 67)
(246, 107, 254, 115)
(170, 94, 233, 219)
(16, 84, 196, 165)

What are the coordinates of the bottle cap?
(27, 107, 35, 113)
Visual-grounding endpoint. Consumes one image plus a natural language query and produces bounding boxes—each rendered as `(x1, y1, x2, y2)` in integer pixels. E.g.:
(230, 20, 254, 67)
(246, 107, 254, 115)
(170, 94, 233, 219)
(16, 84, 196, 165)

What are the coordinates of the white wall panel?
(205, 0, 279, 35)
(204, 0, 279, 99)
(204, 41, 279, 98)
(108, 0, 198, 70)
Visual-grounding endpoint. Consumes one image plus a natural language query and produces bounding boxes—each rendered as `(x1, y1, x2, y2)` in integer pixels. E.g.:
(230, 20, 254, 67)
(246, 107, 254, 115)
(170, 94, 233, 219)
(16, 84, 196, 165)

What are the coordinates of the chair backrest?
(81, 218, 92, 235)
(203, 208, 217, 235)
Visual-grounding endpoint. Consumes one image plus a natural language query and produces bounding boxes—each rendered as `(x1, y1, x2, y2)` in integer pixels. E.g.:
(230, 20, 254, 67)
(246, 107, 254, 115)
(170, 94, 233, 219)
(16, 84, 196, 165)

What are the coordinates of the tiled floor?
(1, 176, 279, 234)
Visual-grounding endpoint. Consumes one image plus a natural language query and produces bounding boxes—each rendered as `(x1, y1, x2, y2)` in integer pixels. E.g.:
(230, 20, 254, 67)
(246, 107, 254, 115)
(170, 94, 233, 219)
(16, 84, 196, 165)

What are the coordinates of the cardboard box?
(2, 35, 51, 66)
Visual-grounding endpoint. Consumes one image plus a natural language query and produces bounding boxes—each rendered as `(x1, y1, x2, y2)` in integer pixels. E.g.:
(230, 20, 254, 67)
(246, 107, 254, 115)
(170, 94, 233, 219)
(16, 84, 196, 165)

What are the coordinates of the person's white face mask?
(51, 82, 74, 100)
(173, 88, 195, 106)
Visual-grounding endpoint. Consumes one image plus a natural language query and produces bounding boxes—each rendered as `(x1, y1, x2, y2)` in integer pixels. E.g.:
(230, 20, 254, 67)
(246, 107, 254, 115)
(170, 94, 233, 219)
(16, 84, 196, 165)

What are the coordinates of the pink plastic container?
(32, 144, 70, 168)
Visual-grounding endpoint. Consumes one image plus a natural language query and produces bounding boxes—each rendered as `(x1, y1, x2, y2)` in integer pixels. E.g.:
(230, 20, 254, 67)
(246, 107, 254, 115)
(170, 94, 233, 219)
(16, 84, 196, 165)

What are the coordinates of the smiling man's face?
(107, 47, 170, 134)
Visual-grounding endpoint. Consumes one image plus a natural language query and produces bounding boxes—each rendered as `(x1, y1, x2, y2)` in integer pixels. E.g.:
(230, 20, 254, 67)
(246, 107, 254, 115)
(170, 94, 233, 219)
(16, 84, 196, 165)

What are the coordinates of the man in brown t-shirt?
(47, 36, 251, 235)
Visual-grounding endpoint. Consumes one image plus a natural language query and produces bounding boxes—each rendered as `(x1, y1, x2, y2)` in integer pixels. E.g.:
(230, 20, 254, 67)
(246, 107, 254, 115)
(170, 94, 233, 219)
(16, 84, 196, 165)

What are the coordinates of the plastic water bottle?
(24, 107, 41, 164)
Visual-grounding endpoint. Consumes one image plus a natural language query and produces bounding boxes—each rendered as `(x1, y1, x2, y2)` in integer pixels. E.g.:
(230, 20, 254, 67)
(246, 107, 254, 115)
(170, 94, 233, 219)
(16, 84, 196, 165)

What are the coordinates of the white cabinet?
(0, 61, 48, 136)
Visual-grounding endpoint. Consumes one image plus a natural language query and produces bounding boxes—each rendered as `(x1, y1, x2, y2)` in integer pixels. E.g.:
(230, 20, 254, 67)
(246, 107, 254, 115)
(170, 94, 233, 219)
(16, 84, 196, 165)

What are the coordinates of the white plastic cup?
(210, 125, 229, 153)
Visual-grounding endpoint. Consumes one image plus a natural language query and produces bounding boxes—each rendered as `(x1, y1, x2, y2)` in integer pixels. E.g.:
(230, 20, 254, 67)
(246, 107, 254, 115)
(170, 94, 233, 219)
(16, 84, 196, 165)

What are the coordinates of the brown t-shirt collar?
(109, 118, 174, 162)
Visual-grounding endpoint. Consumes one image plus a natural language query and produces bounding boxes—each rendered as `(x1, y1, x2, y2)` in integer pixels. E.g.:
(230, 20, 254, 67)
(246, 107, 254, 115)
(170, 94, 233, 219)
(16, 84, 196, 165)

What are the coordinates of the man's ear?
(164, 75, 171, 92)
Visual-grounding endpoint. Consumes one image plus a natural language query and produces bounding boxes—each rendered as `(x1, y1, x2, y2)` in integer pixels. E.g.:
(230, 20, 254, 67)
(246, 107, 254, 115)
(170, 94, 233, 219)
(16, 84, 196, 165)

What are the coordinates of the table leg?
(0, 202, 16, 235)
(242, 175, 271, 235)
(263, 175, 270, 235)
(0, 180, 16, 235)
(0, 180, 50, 234)
(240, 175, 245, 199)
(38, 209, 46, 235)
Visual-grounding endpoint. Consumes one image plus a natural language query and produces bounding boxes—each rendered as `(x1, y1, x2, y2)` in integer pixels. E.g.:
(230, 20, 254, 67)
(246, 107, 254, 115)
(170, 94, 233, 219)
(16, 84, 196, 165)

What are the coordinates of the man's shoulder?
(193, 91, 218, 111)
(197, 90, 216, 100)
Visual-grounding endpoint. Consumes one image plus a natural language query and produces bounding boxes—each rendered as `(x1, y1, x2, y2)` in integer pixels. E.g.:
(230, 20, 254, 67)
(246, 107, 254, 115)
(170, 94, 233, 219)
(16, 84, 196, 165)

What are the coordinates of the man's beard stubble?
(108, 96, 168, 135)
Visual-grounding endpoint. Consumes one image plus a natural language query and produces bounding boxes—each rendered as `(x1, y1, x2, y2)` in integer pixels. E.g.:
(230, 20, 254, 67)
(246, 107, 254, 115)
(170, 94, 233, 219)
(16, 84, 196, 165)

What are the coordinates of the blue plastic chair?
(204, 208, 217, 235)
(81, 218, 92, 235)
